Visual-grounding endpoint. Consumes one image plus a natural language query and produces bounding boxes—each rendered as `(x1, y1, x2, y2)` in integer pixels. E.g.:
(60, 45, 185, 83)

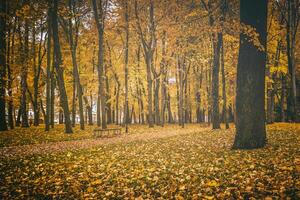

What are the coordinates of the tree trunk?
(280, 74, 286, 122)
(21, 9, 29, 128)
(211, 33, 222, 129)
(50, 52, 55, 128)
(220, 34, 229, 129)
(167, 92, 173, 123)
(286, 0, 299, 122)
(7, 13, 15, 129)
(134, 0, 155, 128)
(64, 0, 84, 130)
(51, 0, 73, 133)
(123, 0, 129, 132)
(92, 0, 107, 129)
(233, 0, 267, 149)
(72, 76, 76, 126)
(154, 76, 160, 125)
(160, 31, 167, 126)
(45, 8, 52, 131)
(0, 0, 7, 131)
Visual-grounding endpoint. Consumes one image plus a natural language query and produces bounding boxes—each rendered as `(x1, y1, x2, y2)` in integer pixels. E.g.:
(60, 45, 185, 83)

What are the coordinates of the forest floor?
(0, 123, 299, 199)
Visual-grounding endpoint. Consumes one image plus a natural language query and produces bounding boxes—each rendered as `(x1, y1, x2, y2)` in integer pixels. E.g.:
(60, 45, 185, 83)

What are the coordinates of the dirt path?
(0, 127, 209, 159)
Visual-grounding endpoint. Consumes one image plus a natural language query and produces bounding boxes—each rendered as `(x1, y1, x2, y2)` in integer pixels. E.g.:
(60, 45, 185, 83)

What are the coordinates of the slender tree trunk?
(64, 0, 85, 130)
(16, 106, 21, 127)
(45, 8, 52, 131)
(160, 31, 167, 126)
(211, 33, 221, 129)
(280, 74, 286, 122)
(123, 0, 129, 132)
(92, 0, 107, 129)
(154, 76, 160, 125)
(134, 0, 155, 127)
(0, 0, 7, 131)
(51, 0, 73, 133)
(50, 51, 55, 128)
(7, 14, 15, 129)
(286, 0, 299, 122)
(220, 34, 229, 129)
(32, 24, 39, 126)
(167, 92, 173, 123)
(233, 0, 267, 149)
(267, 41, 281, 124)
(72, 76, 76, 126)
(83, 95, 93, 125)
(206, 59, 212, 124)
(21, 8, 29, 128)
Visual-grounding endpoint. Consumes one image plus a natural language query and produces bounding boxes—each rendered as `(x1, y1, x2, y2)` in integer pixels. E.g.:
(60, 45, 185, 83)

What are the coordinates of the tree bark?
(211, 33, 221, 129)
(134, 0, 155, 127)
(92, 0, 107, 129)
(45, 7, 52, 131)
(7, 16, 15, 129)
(220, 34, 229, 129)
(285, 0, 299, 122)
(21, 6, 29, 128)
(0, 0, 7, 131)
(123, 0, 129, 132)
(233, 0, 267, 149)
(51, 0, 73, 133)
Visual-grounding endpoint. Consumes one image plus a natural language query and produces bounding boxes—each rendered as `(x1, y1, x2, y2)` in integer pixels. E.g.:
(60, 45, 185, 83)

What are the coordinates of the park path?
(0, 127, 209, 159)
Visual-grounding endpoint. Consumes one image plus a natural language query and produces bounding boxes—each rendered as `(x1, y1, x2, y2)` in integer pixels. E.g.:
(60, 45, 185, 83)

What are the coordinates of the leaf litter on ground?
(0, 123, 299, 199)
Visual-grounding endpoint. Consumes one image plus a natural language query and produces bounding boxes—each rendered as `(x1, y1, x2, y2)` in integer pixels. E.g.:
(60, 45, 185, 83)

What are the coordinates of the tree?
(134, 0, 156, 128)
(0, 0, 7, 131)
(91, 0, 107, 129)
(233, 0, 268, 149)
(122, 0, 129, 132)
(51, 0, 73, 133)
(60, 0, 85, 130)
(45, 5, 52, 131)
(20, 1, 30, 128)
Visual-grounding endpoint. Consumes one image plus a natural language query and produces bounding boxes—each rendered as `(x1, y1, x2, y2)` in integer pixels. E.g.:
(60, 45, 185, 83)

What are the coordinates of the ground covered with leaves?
(0, 123, 299, 199)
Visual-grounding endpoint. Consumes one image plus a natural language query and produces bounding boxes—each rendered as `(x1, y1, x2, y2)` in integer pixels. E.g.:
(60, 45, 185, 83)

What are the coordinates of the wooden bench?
(93, 128, 122, 138)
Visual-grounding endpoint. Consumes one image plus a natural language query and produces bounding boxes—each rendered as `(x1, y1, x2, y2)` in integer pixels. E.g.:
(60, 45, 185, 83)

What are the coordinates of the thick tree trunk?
(51, 0, 73, 133)
(233, 0, 267, 149)
(0, 0, 7, 131)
